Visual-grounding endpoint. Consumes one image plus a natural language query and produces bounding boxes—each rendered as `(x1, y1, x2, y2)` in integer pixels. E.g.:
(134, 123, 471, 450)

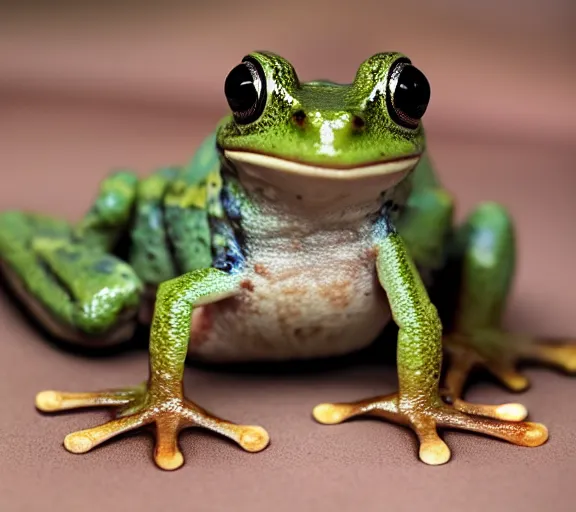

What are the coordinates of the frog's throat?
(223, 150, 420, 180)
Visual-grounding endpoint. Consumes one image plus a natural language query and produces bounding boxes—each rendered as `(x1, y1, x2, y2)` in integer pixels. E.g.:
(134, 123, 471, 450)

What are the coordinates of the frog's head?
(216, 51, 431, 203)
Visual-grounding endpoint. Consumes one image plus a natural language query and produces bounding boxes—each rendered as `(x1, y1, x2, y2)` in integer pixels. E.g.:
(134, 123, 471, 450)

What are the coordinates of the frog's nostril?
(352, 115, 366, 130)
(292, 110, 307, 127)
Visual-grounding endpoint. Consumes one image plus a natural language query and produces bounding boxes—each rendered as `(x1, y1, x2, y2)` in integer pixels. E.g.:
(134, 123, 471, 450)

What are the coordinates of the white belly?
(183, 163, 411, 363)
(187, 241, 391, 363)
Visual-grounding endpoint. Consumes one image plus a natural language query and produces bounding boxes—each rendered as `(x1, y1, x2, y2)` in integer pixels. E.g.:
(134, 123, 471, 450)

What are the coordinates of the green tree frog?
(1, 51, 574, 471)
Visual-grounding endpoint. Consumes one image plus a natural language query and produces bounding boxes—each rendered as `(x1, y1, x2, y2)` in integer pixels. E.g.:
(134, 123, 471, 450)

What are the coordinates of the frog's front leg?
(441, 203, 576, 406)
(35, 268, 269, 471)
(313, 213, 547, 465)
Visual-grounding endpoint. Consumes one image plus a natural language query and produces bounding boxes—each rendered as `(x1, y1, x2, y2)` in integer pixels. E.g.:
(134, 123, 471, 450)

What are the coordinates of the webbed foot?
(36, 383, 269, 471)
(443, 332, 576, 405)
(312, 392, 547, 466)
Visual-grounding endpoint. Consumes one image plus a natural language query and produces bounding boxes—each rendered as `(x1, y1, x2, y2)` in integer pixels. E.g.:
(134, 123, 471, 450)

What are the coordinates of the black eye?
(224, 57, 267, 125)
(387, 60, 430, 129)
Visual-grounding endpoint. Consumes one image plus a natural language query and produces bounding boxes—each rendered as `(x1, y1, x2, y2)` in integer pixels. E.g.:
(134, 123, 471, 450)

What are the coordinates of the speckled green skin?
(0, 51, 563, 468)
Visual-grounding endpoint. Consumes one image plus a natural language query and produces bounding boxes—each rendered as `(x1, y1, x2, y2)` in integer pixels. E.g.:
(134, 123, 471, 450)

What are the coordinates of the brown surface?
(1, 94, 576, 512)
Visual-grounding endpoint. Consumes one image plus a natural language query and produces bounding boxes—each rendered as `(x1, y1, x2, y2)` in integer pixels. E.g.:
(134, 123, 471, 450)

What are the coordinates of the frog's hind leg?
(441, 202, 575, 415)
(0, 171, 144, 347)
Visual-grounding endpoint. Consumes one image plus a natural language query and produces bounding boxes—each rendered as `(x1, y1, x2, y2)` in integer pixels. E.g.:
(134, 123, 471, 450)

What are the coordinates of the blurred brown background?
(1, 0, 575, 143)
(0, 2, 575, 512)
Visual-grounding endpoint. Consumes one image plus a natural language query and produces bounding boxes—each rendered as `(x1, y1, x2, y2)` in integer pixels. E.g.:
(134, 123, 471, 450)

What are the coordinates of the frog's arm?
(374, 215, 444, 404)
(313, 209, 548, 465)
(36, 268, 270, 471)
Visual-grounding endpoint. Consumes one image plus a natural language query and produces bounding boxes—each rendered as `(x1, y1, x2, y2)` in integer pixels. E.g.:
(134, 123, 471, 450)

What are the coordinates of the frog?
(1, 51, 574, 471)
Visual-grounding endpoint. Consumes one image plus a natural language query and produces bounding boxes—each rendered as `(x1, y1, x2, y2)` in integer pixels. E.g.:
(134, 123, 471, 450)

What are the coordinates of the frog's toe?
(452, 401, 528, 422)
(313, 403, 356, 424)
(529, 342, 576, 373)
(153, 419, 185, 470)
(441, 345, 529, 421)
(35, 383, 146, 413)
(64, 414, 149, 454)
(432, 409, 549, 450)
(312, 395, 396, 425)
(181, 399, 270, 454)
(485, 366, 531, 392)
(415, 421, 451, 466)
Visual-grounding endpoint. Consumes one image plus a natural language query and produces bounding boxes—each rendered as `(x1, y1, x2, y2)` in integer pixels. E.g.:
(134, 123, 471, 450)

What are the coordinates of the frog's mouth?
(223, 150, 421, 180)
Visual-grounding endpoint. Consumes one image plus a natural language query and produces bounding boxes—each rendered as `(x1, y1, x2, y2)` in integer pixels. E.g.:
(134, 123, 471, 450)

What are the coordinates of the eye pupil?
(388, 61, 431, 128)
(224, 59, 266, 124)
(395, 66, 430, 118)
(224, 66, 256, 111)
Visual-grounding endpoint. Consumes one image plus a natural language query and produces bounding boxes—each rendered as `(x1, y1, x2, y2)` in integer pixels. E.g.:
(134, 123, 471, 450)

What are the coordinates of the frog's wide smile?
(223, 150, 421, 180)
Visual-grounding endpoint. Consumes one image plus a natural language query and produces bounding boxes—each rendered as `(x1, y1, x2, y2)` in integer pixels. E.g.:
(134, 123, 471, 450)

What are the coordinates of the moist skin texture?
(1, 51, 572, 472)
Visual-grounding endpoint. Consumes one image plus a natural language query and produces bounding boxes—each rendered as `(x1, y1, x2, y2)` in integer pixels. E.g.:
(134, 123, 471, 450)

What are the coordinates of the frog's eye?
(224, 57, 267, 125)
(387, 59, 430, 129)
